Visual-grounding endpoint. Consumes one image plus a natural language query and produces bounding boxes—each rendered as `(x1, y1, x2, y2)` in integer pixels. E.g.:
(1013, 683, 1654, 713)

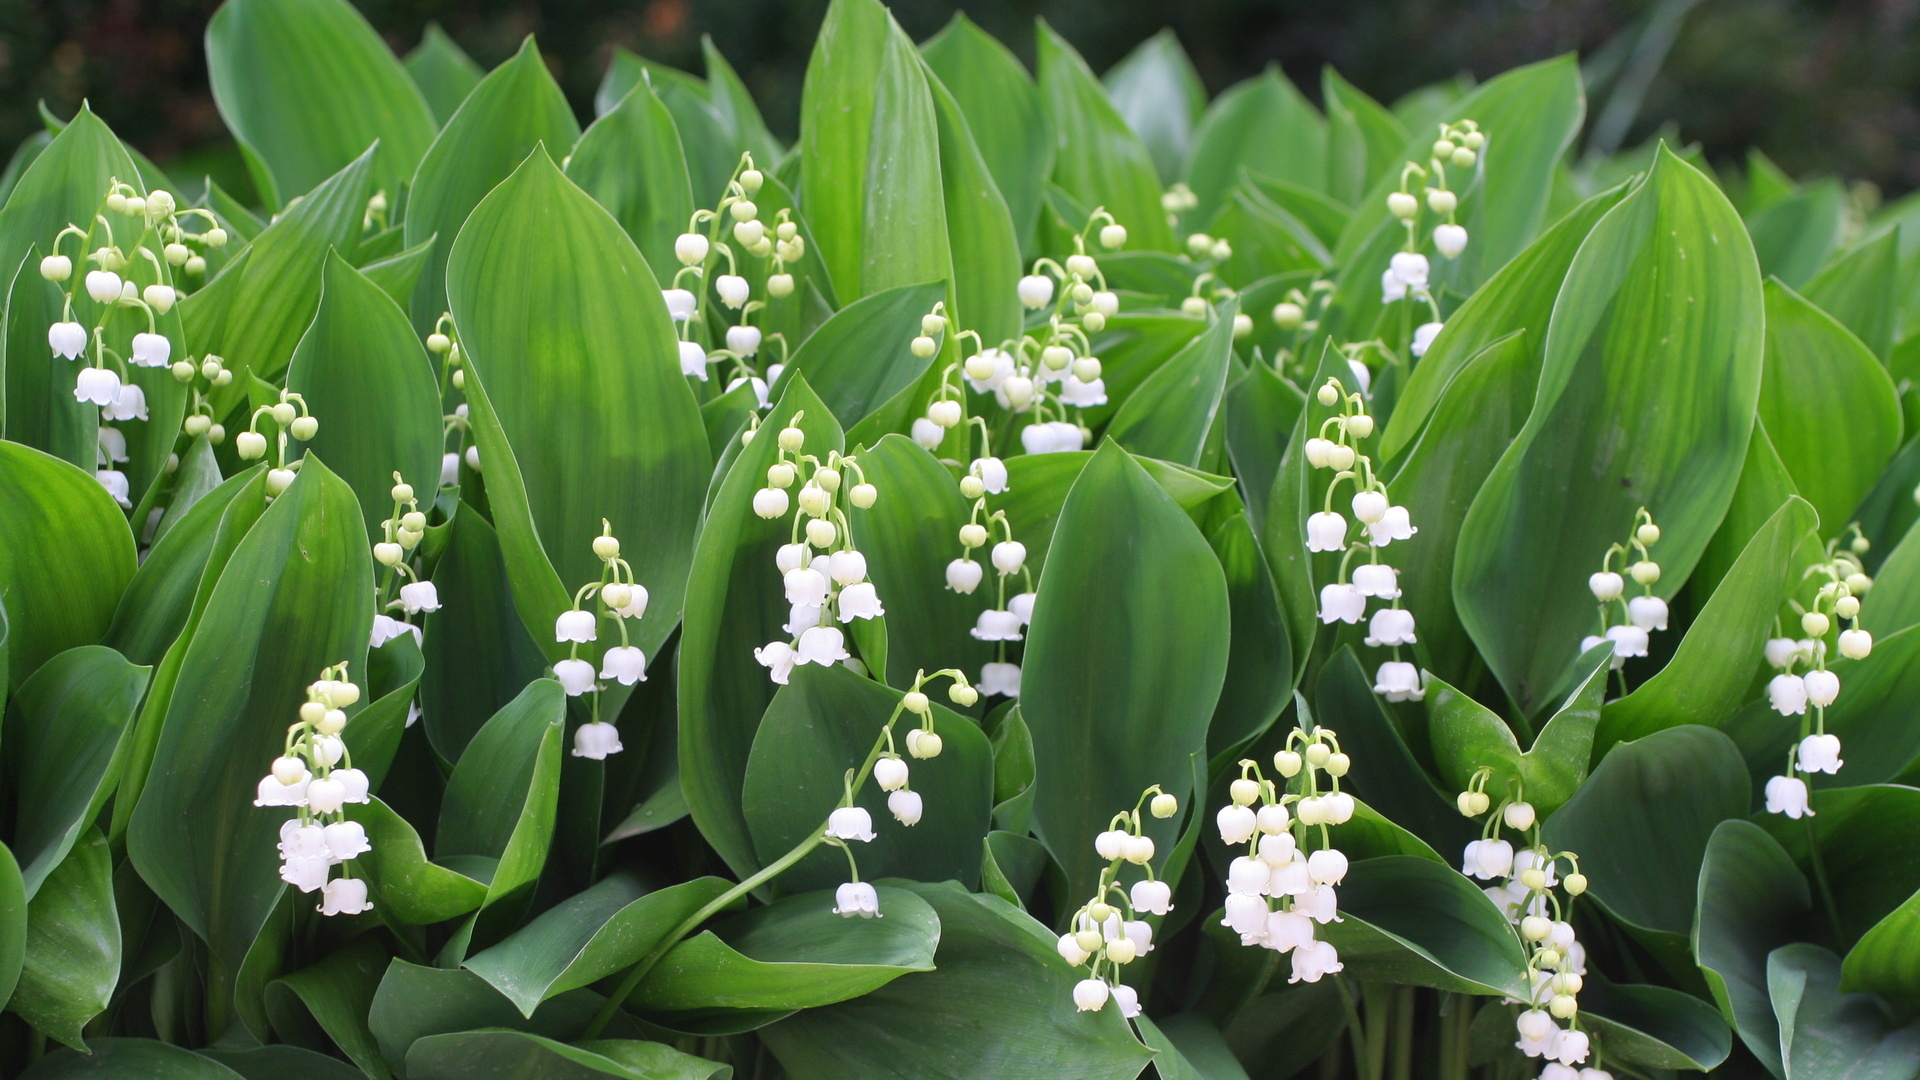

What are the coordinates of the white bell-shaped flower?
(1552, 1029, 1590, 1066)
(1324, 792, 1355, 825)
(833, 881, 880, 917)
(911, 417, 943, 449)
(1319, 583, 1366, 624)
(130, 332, 171, 367)
(1365, 607, 1417, 647)
(752, 487, 789, 519)
(1017, 274, 1055, 309)
(1294, 883, 1340, 924)
(796, 625, 850, 666)
(965, 348, 1015, 393)
(319, 877, 371, 916)
(1217, 804, 1257, 845)
(1353, 563, 1400, 598)
(945, 558, 983, 594)
(95, 469, 131, 507)
(74, 366, 121, 406)
(398, 581, 440, 614)
(724, 375, 770, 408)
(1542, 1065, 1580, 1080)
(1228, 856, 1271, 895)
(1765, 774, 1811, 818)
(776, 543, 810, 574)
(599, 646, 647, 685)
(1463, 838, 1514, 880)
(280, 819, 327, 858)
(101, 382, 146, 421)
(571, 720, 625, 759)
(323, 821, 371, 861)
(1267, 909, 1315, 953)
(553, 657, 597, 696)
(715, 275, 750, 308)
(1093, 829, 1128, 861)
(1605, 624, 1648, 659)
(828, 549, 867, 585)
(98, 426, 128, 464)
(1764, 637, 1801, 669)
(1799, 733, 1843, 774)
(1288, 939, 1343, 983)
(874, 757, 909, 791)
(1306, 511, 1348, 552)
(970, 609, 1023, 641)
(971, 456, 1009, 494)
(306, 776, 347, 814)
(785, 566, 830, 606)
(1123, 919, 1153, 958)
(887, 789, 922, 825)
(1588, 571, 1624, 602)
(674, 232, 710, 265)
(1627, 595, 1668, 631)
(836, 582, 884, 622)
(370, 614, 422, 650)
(1411, 321, 1443, 357)
(1057, 933, 1091, 965)
(555, 609, 597, 643)
(1221, 894, 1269, 942)
(978, 661, 1021, 697)
(1434, 224, 1469, 258)
(1513, 849, 1558, 888)
(1007, 592, 1036, 626)
(441, 452, 461, 485)
(1131, 879, 1173, 916)
(678, 340, 708, 379)
(48, 321, 86, 359)
(1307, 848, 1349, 886)
(334, 768, 370, 804)
(1373, 660, 1424, 701)
(1839, 628, 1872, 660)
(281, 853, 331, 893)
(1768, 673, 1808, 716)
(755, 640, 796, 684)
(254, 769, 310, 807)
(1389, 252, 1429, 289)
(1804, 668, 1839, 707)
(1060, 374, 1107, 407)
(1516, 1009, 1557, 1052)
(310, 735, 345, 768)
(726, 324, 762, 357)
(1381, 267, 1407, 303)
(1109, 982, 1141, 1019)
(991, 541, 1027, 574)
(1072, 977, 1109, 1011)
(1351, 490, 1389, 524)
(1257, 802, 1292, 835)
(85, 270, 122, 304)
(826, 805, 877, 842)
(1368, 505, 1417, 546)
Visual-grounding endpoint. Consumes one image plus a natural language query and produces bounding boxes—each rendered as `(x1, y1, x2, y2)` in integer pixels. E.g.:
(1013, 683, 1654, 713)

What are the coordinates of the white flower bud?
(39, 254, 71, 281)
(905, 728, 942, 759)
(1587, 571, 1624, 602)
(290, 415, 318, 440)
(1433, 224, 1468, 259)
(1387, 191, 1419, 219)
(805, 517, 837, 548)
(1503, 801, 1536, 831)
(751, 487, 789, 519)
(1274, 750, 1302, 777)
(1100, 224, 1127, 249)
(1839, 628, 1872, 659)
(1150, 793, 1177, 818)
(1017, 274, 1054, 309)
(236, 430, 268, 459)
(874, 756, 909, 791)
(716, 275, 749, 308)
(1802, 611, 1830, 637)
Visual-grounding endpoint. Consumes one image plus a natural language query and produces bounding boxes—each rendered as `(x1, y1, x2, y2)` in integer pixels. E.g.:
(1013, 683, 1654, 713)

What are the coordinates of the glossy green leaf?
(286, 251, 443, 537)
(11, 833, 116, 1048)
(631, 886, 937, 1016)
(1105, 301, 1236, 466)
(1325, 855, 1529, 998)
(1770, 943, 1920, 1079)
(0, 107, 135, 308)
(701, 38, 783, 170)
(921, 14, 1052, 250)
(1805, 228, 1899, 360)
(1035, 21, 1174, 252)
(759, 881, 1151, 1080)
(783, 281, 945, 429)
(1217, 984, 1347, 1080)
(420, 503, 547, 762)
(1747, 179, 1845, 289)
(1185, 68, 1325, 215)
(679, 376, 844, 875)
(1244, 175, 1349, 250)
(1205, 190, 1328, 282)
(1758, 280, 1901, 535)
(1598, 496, 1816, 753)
(925, 59, 1022, 347)
(1102, 30, 1205, 187)
(127, 457, 371, 967)
(7, 645, 146, 896)
(1455, 147, 1764, 714)
(1425, 645, 1608, 818)
(1696, 418, 1806, 597)
(1544, 725, 1749, 939)
(466, 875, 732, 1017)
(369, 959, 646, 1070)
(355, 796, 486, 924)
(1322, 68, 1407, 209)
(1205, 508, 1291, 757)
(205, 0, 435, 204)
(1137, 1013, 1248, 1080)
(359, 234, 435, 310)
(264, 936, 390, 1079)
(436, 677, 566, 936)
(200, 1046, 367, 1080)
(408, 1031, 729, 1080)
(405, 24, 486, 127)
(449, 147, 709, 669)
(0, 441, 135, 689)
(1315, 650, 1474, 854)
(743, 664, 992, 893)
(19, 1039, 245, 1080)
(1221, 358, 1304, 534)
(1695, 819, 1810, 1077)
(406, 38, 581, 329)
(567, 79, 696, 279)
(1579, 977, 1733, 1071)
(181, 146, 374, 388)
(1023, 441, 1228, 900)
(0, 843, 25, 1008)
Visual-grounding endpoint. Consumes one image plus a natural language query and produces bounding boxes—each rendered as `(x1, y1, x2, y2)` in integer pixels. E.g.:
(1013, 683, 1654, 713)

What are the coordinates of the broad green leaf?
(981, 829, 1046, 906)
(1105, 300, 1236, 466)
(1022, 441, 1228, 900)
(0, 441, 135, 689)
(0, 107, 135, 313)
(0, 129, 48, 206)
(449, 147, 709, 670)
(436, 678, 566, 939)
(1244, 174, 1349, 250)
(1221, 359, 1304, 533)
(1315, 650, 1474, 854)
(405, 24, 486, 127)
(1078, 312, 1205, 431)
(7, 646, 147, 895)
(19, 1039, 245, 1080)
(1322, 68, 1407, 208)
(465, 875, 732, 1017)
(758, 882, 1152, 1080)
(420, 503, 547, 763)
(1805, 228, 1899, 360)
(1205, 190, 1328, 282)
(925, 60, 1022, 346)
(406, 38, 581, 329)
(678, 376, 844, 876)
(1747, 179, 1845, 289)
(1856, 434, 1920, 577)
(921, 14, 1053, 250)
(286, 251, 443, 537)
(1543, 725, 1749, 939)
(1101, 30, 1205, 187)
(407, 1031, 728, 1080)
(1697, 419, 1805, 597)
(1216, 984, 1347, 1080)
(201, 1046, 367, 1080)
(848, 435, 993, 687)
(1424, 645, 1609, 818)
(782, 281, 945, 429)
(369, 959, 647, 1071)
(127, 457, 371, 967)
(1455, 147, 1764, 714)
(1758, 280, 1901, 535)
(1261, 345, 1352, 690)
(205, 0, 435, 204)
(1598, 496, 1816, 753)
(1580, 977, 1733, 1071)
(1205, 508, 1290, 757)
(1383, 332, 1535, 684)
(0, 844, 24, 1007)
(4, 246, 93, 468)
(1035, 21, 1175, 251)
(701, 38, 783, 170)
(11, 833, 116, 1048)
(743, 664, 992, 893)
(1136, 1013, 1248, 1080)
(566, 79, 696, 279)
(354, 796, 487, 924)
(264, 936, 390, 1079)
(1865, 515, 1920, 637)
(181, 146, 374, 389)
(1186, 68, 1325, 214)
(1325, 855, 1529, 998)
(359, 234, 435, 309)
(1769, 943, 1920, 1079)
(1381, 182, 1629, 463)
(1695, 819, 1810, 1077)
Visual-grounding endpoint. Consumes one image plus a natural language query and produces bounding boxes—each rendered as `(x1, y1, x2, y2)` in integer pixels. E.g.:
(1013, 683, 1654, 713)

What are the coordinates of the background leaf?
(1694, 819, 1810, 1078)
(566, 79, 696, 279)
(920, 14, 1052, 251)
(1035, 21, 1175, 251)
(0, 441, 135, 690)
(10, 833, 117, 1049)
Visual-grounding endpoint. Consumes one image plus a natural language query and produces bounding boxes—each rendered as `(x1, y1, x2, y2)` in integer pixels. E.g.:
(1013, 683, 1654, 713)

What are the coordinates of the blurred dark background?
(5, 0, 1918, 202)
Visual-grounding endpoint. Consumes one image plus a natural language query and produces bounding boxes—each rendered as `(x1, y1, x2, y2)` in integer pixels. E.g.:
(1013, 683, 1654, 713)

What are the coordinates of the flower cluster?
(39, 179, 226, 505)
(369, 474, 439, 650)
(1214, 729, 1355, 984)
(1059, 786, 1180, 1016)
(943, 467, 1033, 697)
(1303, 376, 1422, 702)
(251, 665, 374, 916)
(1763, 530, 1875, 818)
(549, 522, 651, 759)
(1457, 773, 1600, 1078)
(824, 669, 976, 917)
(749, 420, 882, 683)
(1383, 119, 1484, 355)
(234, 388, 321, 498)
(1580, 509, 1666, 670)
(664, 154, 798, 405)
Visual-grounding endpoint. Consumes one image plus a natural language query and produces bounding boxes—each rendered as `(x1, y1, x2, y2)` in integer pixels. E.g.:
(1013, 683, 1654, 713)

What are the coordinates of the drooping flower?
(555, 609, 597, 643)
(1411, 321, 1443, 358)
(1798, 733, 1843, 775)
(1288, 939, 1343, 983)
(323, 821, 371, 861)
(970, 609, 1023, 641)
(1804, 668, 1840, 707)
(1626, 595, 1668, 632)
(833, 881, 880, 917)
(826, 805, 877, 842)
(96, 469, 131, 507)
(1368, 505, 1417, 546)
(319, 877, 371, 916)
(571, 720, 625, 759)
(1365, 607, 1417, 647)
(796, 625, 851, 666)
(837, 582, 885, 621)
(887, 789, 922, 825)
(1764, 637, 1801, 669)
(755, 641, 796, 684)
(553, 658, 597, 696)
(1130, 878, 1173, 916)
(74, 366, 121, 406)
(398, 581, 440, 614)
(1373, 661, 1424, 701)
(1767, 673, 1809, 716)
(1765, 774, 1811, 818)
(971, 456, 1009, 494)
(678, 340, 708, 379)
(1306, 511, 1348, 552)
(1604, 624, 1648, 659)
(1072, 978, 1109, 1012)
(130, 332, 171, 368)
(48, 321, 86, 359)
(1318, 583, 1366, 624)
(599, 646, 647, 685)
(977, 661, 1021, 697)
(1353, 563, 1400, 599)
